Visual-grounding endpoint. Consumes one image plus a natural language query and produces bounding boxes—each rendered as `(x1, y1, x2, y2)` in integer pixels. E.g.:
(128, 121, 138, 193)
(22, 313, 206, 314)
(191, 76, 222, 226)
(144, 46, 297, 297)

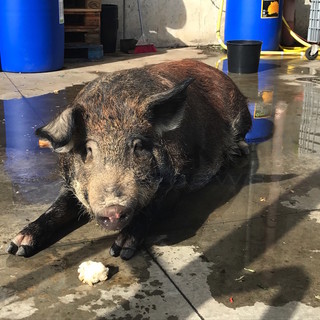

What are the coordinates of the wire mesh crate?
(307, 0, 320, 43)
(299, 82, 320, 154)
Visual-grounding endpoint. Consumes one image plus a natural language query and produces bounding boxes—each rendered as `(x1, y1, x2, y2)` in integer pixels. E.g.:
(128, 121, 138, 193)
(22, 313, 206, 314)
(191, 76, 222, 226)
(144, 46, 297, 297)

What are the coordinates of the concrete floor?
(1, 47, 320, 319)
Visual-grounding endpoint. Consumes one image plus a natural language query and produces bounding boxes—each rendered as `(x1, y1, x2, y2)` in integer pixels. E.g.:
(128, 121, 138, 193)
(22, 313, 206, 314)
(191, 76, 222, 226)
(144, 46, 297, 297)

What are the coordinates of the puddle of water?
(296, 77, 320, 84)
(214, 58, 320, 152)
(0, 85, 84, 204)
(218, 59, 280, 144)
(0, 84, 84, 151)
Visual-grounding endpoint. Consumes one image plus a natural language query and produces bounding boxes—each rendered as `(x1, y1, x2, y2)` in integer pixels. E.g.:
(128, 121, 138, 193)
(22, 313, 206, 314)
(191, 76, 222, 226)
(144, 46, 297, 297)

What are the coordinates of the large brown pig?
(7, 59, 251, 260)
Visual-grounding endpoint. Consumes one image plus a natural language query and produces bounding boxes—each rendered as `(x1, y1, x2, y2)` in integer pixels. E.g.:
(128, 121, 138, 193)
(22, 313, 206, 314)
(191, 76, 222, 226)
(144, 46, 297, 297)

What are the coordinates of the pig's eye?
(132, 139, 144, 153)
(129, 136, 152, 156)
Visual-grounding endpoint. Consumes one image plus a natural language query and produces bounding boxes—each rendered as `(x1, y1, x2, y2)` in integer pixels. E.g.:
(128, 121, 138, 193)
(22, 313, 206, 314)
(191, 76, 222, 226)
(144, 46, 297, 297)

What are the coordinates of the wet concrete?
(1, 48, 320, 319)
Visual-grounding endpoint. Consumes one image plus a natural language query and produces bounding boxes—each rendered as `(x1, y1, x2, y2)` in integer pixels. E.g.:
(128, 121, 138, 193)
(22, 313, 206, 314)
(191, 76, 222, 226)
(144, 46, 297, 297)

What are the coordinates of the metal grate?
(299, 82, 320, 154)
(307, 0, 320, 43)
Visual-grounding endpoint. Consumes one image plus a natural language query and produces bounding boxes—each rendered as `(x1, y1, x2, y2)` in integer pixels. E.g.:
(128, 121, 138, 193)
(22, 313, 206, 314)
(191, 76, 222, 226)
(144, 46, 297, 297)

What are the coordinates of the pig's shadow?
(148, 147, 296, 246)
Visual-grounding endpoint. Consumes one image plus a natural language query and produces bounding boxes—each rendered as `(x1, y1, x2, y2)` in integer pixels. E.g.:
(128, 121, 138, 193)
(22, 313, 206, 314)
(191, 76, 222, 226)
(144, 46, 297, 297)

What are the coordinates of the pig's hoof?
(109, 243, 122, 257)
(7, 242, 35, 257)
(120, 248, 135, 260)
(6, 242, 18, 254)
(109, 215, 147, 260)
(109, 232, 141, 260)
(109, 242, 137, 260)
(7, 233, 36, 257)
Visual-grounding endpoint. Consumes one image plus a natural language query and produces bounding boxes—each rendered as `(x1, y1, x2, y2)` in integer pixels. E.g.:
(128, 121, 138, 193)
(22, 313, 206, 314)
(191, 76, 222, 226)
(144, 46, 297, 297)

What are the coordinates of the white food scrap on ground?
(78, 261, 109, 286)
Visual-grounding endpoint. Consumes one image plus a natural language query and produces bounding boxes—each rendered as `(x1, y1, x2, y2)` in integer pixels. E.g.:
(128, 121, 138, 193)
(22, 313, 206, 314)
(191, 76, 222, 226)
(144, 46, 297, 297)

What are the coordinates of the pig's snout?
(96, 205, 132, 230)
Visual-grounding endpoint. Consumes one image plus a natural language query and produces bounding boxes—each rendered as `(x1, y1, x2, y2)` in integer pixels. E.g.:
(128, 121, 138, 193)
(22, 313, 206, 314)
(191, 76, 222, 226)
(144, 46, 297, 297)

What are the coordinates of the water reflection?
(0, 86, 83, 204)
(1, 90, 78, 152)
(220, 59, 278, 143)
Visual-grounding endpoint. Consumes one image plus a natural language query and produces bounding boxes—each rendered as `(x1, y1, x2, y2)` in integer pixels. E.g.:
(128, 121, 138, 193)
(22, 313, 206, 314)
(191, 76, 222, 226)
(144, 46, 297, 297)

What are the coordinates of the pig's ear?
(35, 106, 83, 153)
(145, 78, 194, 135)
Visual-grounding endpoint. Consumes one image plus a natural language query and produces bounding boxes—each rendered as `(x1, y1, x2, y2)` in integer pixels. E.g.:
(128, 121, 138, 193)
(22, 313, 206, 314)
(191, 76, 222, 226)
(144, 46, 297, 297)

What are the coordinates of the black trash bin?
(101, 5, 118, 53)
(227, 40, 262, 74)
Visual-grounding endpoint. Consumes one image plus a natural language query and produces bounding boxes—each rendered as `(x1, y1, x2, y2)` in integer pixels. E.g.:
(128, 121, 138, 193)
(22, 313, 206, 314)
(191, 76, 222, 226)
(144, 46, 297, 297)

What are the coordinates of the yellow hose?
(281, 17, 310, 48)
(216, 0, 311, 56)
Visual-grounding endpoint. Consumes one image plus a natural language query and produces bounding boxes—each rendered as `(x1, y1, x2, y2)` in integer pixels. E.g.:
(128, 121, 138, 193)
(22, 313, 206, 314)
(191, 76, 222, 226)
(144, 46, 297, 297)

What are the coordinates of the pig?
(7, 59, 251, 260)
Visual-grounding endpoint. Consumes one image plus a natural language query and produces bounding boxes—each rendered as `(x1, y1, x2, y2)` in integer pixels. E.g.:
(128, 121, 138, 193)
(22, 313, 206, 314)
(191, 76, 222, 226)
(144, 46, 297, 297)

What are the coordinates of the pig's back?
(147, 60, 251, 189)
(148, 59, 250, 133)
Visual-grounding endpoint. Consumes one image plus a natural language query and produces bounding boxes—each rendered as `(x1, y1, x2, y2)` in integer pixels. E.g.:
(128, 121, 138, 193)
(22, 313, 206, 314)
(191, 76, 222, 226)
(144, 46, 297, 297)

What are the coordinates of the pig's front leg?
(7, 188, 87, 257)
(110, 212, 150, 260)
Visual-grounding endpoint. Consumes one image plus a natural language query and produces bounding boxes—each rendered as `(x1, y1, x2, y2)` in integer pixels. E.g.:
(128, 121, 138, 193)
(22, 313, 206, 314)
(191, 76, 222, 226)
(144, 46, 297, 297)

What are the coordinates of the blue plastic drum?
(0, 0, 64, 72)
(224, 0, 284, 51)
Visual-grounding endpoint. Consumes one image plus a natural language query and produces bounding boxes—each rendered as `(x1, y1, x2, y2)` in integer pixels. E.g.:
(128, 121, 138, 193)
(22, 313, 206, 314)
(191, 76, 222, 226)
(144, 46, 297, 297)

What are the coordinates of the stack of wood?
(64, 0, 103, 60)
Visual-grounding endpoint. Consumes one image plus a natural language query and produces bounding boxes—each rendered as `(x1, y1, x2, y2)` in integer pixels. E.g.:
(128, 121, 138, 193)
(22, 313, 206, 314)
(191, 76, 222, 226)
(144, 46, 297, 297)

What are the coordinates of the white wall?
(101, 1, 313, 49)
(102, 0, 225, 48)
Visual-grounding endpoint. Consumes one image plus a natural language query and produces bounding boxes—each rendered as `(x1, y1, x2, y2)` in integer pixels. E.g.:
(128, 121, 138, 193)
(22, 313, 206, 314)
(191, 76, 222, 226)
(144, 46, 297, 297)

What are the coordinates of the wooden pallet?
(65, 0, 101, 9)
(64, 8, 101, 43)
(64, 8, 101, 30)
(64, 0, 102, 58)
(65, 32, 101, 45)
(85, 0, 101, 9)
(65, 43, 103, 60)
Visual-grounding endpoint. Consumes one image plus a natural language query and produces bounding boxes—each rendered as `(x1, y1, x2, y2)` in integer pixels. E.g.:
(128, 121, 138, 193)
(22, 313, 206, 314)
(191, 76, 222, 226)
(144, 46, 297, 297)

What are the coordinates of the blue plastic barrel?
(0, 0, 64, 72)
(224, 0, 284, 51)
